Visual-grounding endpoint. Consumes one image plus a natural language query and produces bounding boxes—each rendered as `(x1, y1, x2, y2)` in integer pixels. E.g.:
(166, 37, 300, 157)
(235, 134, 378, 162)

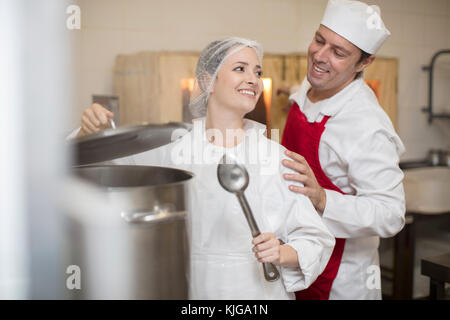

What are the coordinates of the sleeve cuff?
(322, 188, 339, 220)
(280, 240, 322, 292)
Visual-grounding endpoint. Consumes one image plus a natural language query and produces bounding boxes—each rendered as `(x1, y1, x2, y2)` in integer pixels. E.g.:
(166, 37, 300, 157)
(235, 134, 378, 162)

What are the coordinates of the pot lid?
(71, 122, 191, 165)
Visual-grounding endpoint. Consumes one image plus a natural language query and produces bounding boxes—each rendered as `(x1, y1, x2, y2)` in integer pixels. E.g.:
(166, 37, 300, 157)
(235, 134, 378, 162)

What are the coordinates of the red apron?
(282, 102, 346, 300)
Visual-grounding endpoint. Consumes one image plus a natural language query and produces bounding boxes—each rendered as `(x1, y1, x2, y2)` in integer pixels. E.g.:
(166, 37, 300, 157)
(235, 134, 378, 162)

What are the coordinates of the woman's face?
(209, 46, 263, 117)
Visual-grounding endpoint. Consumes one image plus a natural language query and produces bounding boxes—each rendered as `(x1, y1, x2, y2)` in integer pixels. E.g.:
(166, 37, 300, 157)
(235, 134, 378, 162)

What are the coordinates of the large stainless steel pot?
(66, 165, 193, 299)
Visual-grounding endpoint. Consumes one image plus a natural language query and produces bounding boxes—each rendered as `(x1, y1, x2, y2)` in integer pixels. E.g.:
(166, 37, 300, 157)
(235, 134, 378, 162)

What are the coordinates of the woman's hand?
(252, 233, 283, 265)
(252, 233, 300, 268)
(77, 103, 114, 138)
(282, 149, 327, 214)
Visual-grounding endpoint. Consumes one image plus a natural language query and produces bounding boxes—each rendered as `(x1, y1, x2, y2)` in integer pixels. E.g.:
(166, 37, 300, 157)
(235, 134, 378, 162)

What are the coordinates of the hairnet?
(188, 37, 264, 118)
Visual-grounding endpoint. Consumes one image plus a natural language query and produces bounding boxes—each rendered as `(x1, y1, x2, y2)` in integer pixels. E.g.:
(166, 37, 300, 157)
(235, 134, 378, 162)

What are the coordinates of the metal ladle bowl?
(217, 154, 280, 282)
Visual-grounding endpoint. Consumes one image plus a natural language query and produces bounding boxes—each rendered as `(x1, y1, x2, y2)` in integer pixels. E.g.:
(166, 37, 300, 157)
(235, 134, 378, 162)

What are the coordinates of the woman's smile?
(237, 88, 257, 98)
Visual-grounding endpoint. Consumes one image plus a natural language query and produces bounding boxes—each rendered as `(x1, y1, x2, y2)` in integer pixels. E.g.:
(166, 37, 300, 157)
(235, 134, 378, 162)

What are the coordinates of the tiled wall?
(72, 0, 450, 160)
(375, 0, 450, 161)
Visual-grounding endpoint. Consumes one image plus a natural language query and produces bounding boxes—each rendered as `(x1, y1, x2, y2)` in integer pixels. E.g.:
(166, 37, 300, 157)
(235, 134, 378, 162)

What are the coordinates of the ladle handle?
(236, 193, 280, 282)
(262, 261, 280, 282)
(108, 118, 116, 129)
(236, 192, 260, 237)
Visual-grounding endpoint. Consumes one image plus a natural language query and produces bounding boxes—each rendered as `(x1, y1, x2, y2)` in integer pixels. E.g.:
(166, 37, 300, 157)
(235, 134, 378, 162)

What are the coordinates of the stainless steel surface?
(427, 149, 450, 167)
(69, 165, 193, 299)
(403, 167, 450, 214)
(71, 122, 192, 165)
(428, 149, 441, 166)
(217, 154, 280, 282)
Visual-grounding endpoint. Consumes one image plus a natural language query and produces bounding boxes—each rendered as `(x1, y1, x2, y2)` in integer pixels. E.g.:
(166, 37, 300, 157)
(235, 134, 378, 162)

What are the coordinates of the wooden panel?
(363, 57, 398, 130)
(113, 51, 397, 132)
(263, 54, 305, 142)
(261, 55, 284, 141)
(158, 52, 199, 123)
(270, 54, 398, 134)
(114, 51, 200, 125)
(113, 52, 161, 125)
(299, 54, 308, 81)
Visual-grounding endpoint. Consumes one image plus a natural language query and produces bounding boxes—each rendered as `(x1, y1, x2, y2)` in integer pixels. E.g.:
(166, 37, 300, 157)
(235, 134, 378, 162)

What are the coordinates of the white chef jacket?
(71, 118, 335, 300)
(289, 76, 406, 300)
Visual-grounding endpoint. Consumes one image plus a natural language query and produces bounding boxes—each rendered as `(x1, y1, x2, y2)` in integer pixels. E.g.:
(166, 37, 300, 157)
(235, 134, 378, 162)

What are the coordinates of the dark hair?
(358, 50, 371, 64)
(355, 50, 371, 79)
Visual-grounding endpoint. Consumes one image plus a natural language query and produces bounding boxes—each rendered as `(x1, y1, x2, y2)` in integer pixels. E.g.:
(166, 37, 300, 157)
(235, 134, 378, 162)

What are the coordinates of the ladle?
(217, 153, 280, 282)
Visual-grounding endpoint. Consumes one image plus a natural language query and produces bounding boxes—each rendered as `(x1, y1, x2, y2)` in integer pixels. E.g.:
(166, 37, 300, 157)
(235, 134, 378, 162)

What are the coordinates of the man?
(281, 0, 405, 299)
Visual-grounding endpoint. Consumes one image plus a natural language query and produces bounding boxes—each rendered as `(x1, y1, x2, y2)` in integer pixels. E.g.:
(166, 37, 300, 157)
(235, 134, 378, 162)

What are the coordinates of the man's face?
(307, 25, 365, 93)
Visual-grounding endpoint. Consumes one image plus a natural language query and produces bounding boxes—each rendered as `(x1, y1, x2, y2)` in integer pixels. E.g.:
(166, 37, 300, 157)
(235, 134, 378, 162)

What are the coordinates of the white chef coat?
(72, 118, 335, 300)
(289, 76, 406, 300)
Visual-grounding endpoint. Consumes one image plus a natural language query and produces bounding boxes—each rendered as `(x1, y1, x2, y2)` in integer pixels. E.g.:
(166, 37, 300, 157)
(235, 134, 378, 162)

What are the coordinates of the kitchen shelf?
(421, 49, 450, 124)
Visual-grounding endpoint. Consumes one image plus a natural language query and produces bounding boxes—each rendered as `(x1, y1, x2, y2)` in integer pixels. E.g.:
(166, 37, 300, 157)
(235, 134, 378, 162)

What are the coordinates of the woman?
(73, 38, 334, 299)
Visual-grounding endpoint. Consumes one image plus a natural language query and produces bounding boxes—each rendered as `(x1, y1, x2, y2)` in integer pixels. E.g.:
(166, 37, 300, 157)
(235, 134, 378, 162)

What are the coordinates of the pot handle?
(121, 207, 185, 224)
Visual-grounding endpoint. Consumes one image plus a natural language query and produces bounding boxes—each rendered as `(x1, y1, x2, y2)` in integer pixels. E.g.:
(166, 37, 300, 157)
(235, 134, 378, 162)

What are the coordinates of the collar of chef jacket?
(289, 75, 365, 123)
(193, 117, 267, 144)
(188, 117, 268, 165)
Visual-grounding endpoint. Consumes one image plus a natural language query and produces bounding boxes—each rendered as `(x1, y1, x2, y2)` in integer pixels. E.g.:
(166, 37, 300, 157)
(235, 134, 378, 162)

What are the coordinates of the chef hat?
(321, 0, 390, 54)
